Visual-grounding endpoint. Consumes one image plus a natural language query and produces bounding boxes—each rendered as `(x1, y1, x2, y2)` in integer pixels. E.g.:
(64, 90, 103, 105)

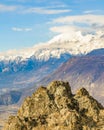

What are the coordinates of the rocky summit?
(3, 81, 104, 130)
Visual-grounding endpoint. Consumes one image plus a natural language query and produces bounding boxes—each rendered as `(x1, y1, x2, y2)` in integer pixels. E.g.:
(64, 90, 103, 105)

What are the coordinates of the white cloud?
(51, 15, 104, 32)
(50, 15, 104, 35)
(52, 15, 104, 25)
(0, 4, 17, 12)
(50, 25, 96, 35)
(83, 10, 102, 14)
(12, 27, 32, 32)
(0, 3, 70, 15)
(24, 28, 32, 31)
(84, 10, 96, 14)
(50, 25, 78, 33)
(22, 7, 71, 14)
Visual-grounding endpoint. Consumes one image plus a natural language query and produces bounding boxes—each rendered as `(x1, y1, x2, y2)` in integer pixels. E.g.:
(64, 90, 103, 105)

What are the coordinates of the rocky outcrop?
(3, 81, 104, 130)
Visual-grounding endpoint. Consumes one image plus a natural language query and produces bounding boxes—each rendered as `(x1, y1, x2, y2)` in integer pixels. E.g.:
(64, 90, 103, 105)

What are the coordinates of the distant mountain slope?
(0, 91, 22, 105)
(87, 48, 104, 56)
(40, 55, 104, 105)
(0, 53, 71, 90)
(3, 81, 104, 130)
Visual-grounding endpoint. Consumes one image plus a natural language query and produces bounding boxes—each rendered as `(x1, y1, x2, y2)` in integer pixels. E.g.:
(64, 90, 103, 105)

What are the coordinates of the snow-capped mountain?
(0, 30, 104, 105)
(0, 30, 104, 61)
(48, 31, 104, 55)
(0, 30, 103, 91)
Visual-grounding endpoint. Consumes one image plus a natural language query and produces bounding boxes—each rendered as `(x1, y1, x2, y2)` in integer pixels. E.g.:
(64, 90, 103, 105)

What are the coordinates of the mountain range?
(0, 31, 104, 105)
(0, 30, 104, 61)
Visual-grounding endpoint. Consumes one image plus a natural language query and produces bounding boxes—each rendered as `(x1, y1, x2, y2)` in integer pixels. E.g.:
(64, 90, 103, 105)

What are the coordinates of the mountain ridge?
(0, 30, 104, 75)
(0, 30, 104, 61)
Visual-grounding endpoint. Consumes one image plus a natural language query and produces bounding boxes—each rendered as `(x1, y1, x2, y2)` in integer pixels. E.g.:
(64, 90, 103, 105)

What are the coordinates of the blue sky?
(0, 0, 104, 52)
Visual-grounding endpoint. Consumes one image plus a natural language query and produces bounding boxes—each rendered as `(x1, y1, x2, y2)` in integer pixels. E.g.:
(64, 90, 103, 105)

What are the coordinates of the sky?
(0, 0, 104, 52)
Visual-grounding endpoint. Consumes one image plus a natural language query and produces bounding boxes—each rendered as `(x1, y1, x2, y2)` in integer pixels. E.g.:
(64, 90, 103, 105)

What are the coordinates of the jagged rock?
(76, 87, 89, 96)
(75, 87, 104, 122)
(3, 81, 104, 130)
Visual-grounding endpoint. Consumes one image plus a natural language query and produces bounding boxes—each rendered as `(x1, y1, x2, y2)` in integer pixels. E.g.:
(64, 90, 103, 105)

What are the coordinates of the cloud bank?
(50, 15, 104, 34)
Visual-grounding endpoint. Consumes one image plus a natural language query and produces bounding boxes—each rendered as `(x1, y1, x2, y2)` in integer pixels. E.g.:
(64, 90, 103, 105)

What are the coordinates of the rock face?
(3, 81, 104, 130)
